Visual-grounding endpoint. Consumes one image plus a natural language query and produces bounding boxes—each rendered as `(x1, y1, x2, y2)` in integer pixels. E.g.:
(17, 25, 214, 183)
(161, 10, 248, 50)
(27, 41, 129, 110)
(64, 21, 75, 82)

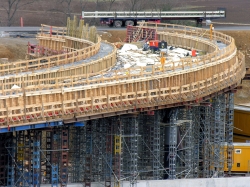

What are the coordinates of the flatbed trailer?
(81, 10, 226, 27)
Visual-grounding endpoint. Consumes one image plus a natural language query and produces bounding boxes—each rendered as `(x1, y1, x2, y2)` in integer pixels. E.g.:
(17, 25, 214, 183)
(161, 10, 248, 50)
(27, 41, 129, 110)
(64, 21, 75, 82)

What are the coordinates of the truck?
(81, 10, 226, 27)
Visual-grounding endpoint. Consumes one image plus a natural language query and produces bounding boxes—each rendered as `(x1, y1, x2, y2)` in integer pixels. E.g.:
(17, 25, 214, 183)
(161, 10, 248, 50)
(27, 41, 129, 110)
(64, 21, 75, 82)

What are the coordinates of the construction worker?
(160, 51, 166, 71)
(142, 41, 149, 51)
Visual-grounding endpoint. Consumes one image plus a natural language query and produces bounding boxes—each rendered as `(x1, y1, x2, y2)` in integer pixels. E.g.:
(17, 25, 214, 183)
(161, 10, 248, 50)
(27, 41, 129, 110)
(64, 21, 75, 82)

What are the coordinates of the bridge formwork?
(0, 17, 245, 187)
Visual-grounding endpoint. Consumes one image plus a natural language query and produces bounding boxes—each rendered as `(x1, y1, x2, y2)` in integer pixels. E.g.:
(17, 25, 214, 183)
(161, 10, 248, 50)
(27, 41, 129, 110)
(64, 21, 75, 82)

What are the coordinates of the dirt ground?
(0, 37, 37, 61)
(1, 30, 250, 104)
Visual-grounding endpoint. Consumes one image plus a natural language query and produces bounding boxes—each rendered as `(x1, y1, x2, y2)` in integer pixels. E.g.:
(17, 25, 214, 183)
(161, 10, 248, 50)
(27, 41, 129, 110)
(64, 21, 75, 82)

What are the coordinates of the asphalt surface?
(1, 26, 250, 33)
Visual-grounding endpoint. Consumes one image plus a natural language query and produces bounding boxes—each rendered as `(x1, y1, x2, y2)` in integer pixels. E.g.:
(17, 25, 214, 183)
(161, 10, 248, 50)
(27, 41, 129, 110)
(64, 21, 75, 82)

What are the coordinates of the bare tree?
(102, 0, 116, 11)
(2, 0, 38, 26)
(161, 0, 181, 11)
(144, 0, 163, 11)
(61, 0, 73, 18)
(129, 0, 140, 11)
(80, 0, 89, 11)
(134, 0, 180, 11)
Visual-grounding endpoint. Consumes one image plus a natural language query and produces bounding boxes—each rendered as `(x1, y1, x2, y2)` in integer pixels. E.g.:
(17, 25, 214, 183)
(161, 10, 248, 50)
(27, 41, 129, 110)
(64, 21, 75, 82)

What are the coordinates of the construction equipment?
(81, 10, 226, 27)
(224, 143, 250, 174)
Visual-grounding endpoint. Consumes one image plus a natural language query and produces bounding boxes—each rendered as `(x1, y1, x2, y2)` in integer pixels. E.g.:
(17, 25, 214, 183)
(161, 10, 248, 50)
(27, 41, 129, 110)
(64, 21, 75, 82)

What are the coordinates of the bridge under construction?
(0, 17, 246, 187)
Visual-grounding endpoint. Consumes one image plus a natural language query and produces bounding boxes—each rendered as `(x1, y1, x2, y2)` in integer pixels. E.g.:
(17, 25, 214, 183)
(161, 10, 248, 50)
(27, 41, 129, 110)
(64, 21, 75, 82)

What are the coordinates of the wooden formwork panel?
(0, 23, 246, 127)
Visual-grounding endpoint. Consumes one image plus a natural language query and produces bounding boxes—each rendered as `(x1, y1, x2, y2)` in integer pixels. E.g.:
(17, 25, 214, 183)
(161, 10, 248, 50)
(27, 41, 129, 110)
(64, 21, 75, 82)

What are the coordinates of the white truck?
(81, 10, 226, 27)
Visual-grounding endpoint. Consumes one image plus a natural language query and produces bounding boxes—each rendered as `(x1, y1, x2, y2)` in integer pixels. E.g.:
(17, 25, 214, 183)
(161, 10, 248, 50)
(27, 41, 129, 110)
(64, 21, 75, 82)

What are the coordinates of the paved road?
(0, 27, 41, 32)
(0, 26, 125, 32)
(1, 26, 250, 32)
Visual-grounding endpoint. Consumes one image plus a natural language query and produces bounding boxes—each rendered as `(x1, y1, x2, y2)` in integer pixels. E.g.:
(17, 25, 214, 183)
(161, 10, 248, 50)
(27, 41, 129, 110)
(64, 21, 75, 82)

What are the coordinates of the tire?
(114, 20, 122, 28)
(125, 20, 134, 26)
(108, 23, 114, 27)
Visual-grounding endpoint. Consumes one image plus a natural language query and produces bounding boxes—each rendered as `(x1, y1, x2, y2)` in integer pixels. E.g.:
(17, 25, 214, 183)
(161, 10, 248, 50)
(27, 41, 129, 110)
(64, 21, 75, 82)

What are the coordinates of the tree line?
(1, 0, 182, 26)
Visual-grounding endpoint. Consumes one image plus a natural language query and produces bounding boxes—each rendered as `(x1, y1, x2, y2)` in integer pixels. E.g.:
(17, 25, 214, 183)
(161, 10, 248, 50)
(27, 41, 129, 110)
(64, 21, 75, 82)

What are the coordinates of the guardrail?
(0, 23, 245, 127)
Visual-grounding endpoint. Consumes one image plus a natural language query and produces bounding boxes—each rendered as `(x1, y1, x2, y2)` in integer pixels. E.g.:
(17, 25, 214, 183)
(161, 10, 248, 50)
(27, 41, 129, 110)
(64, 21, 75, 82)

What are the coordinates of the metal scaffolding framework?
(0, 93, 238, 186)
(121, 115, 139, 187)
(226, 93, 234, 175)
(211, 95, 226, 177)
(114, 117, 122, 187)
(84, 121, 93, 187)
(70, 126, 86, 183)
(168, 110, 178, 180)
(200, 104, 212, 178)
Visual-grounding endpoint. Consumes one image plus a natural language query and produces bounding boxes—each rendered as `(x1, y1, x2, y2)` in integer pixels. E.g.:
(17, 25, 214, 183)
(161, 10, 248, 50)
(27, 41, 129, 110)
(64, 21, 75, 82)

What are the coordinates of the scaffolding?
(16, 131, 25, 186)
(0, 133, 9, 186)
(0, 95, 237, 185)
(51, 129, 60, 187)
(84, 121, 93, 187)
(6, 135, 15, 187)
(226, 93, 234, 175)
(151, 111, 161, 180)
(211, 94, 226, 177)
(138, 113, 150, 180)
(33, 131, 41, 187)
(200, 104, 212, 178)
(168, 109, 178, 179)
(24, 131, 33, 186)
(70, 126, 86, 182)
(104, 118, 113, 187)
(60, 129, 69, 187)
(192, 107, 201, 178)
(114, 117, 122, 187)
(121, 115, 139, 187)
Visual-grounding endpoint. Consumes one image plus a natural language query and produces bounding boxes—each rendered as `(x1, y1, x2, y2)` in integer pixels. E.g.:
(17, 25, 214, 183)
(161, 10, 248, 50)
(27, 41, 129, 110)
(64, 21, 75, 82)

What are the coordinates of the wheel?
(125, 20, 134, 26)
(108, 23, 114, 27)
(114, 20, 122, 27)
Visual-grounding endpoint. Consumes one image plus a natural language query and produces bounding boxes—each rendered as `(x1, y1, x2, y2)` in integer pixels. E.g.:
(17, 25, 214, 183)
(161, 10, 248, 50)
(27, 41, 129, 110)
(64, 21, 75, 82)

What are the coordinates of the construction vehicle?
(81, 10, 226, 27)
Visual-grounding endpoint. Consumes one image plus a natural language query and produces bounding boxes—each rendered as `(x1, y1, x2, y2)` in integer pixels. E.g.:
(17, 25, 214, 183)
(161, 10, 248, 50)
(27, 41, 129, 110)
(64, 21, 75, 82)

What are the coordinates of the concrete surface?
(40, 177, 250, 187)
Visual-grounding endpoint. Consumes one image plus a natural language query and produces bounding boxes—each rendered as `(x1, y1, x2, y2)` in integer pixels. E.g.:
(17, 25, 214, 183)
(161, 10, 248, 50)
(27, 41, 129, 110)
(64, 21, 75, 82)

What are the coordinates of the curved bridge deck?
(0, 22, 245, 129)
